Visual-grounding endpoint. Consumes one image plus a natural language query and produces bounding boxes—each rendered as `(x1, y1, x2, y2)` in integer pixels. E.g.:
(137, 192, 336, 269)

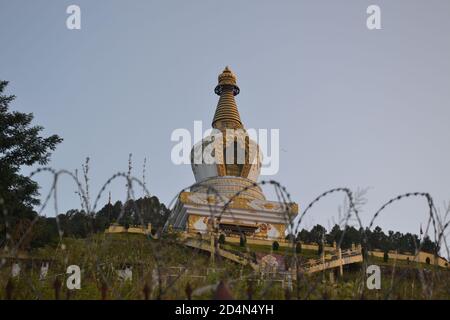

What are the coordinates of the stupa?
(170, 67, 298, 242)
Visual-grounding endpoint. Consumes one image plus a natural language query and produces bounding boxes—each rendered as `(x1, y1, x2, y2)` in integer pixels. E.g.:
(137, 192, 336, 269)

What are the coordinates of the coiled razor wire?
(0, 163, 449, 299)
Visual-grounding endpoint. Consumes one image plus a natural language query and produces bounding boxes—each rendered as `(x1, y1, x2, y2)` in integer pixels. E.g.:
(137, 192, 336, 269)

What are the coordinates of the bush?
(295, 242, 302, 254)
(383, 251, 389, 262)
(272, 241, 279, 251)
(318, 243, 323, 256)
(218, 234, 226, 245)
(361, 246, 367, 261)
(239, 236, 246, 247)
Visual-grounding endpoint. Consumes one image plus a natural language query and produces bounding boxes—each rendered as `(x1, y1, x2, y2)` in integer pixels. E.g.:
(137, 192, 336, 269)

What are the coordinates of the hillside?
(1, 233, 449, 300)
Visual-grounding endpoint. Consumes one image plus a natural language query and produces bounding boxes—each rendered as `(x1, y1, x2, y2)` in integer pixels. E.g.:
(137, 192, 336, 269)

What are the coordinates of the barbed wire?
(1, 162, 449, 300)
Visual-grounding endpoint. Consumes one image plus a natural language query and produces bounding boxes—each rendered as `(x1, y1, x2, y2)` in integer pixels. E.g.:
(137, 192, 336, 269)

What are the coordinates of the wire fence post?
(53, 278, 61, 300)
(101, 282, 108, 300)
(5, 278, 14, 300)
(185, 282, 192, 300)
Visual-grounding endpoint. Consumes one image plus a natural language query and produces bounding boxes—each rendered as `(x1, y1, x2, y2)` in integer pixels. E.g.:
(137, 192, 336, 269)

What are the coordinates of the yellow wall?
(370, 250, 449, 268)
(183, 231, 449, 269)
(186, 215, 287, 241)
(105, 224, 152, 235)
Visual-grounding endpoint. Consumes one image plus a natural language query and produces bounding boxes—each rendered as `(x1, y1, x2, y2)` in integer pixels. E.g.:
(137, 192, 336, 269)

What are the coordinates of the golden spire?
(212, 66, 243, 130)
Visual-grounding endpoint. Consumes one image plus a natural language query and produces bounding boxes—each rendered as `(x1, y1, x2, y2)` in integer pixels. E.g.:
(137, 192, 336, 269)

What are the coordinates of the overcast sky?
(1, 0, 449, 242)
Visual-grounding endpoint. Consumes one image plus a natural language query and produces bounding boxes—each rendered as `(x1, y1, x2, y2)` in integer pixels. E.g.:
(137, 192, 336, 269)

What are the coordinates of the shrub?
(295, 242, 302, 254)
(239, 236, 246, 247)
(272, 241, 279, 251)
(218, 234, 226, 245)
(361, 246, 367, 261)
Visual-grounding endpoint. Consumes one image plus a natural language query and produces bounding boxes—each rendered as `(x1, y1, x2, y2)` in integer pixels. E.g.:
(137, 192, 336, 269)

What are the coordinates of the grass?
(1, 234, 449, 299)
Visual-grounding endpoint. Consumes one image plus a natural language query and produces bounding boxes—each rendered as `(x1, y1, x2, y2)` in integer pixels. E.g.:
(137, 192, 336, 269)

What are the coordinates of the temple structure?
(170, 67, 298, 243)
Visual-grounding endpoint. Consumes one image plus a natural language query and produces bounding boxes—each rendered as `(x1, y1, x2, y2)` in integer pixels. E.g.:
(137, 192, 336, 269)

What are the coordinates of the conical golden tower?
(212, 66, 243, 130)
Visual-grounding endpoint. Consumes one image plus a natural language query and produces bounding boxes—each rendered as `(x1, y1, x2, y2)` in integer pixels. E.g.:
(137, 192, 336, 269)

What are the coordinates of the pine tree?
(0, 80, 62, 246)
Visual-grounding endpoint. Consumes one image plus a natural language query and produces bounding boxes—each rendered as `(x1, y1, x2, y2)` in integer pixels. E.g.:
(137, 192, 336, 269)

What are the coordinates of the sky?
(1, 0, 449, 242)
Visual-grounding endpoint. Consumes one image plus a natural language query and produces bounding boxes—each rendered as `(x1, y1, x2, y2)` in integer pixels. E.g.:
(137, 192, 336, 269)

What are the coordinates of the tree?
(31, 217, 59, 248)
(296, 229, 311, 243)
(0, 80, 62, 246)
(421, 236, 439, 254)
(310, 224, 326, 244)
(341, 226, 361, 249)
(292, 223, 439, 261)
(93, 196, 170, 234)
(370, 226, 386, 250)
(58, 209, 92, 238)
(327, 224, 342, 245)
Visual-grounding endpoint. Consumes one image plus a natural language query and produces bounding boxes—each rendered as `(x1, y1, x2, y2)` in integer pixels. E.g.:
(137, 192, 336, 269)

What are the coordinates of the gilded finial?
(215, 66, 240, 96)
(212, 66, 243, 129)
